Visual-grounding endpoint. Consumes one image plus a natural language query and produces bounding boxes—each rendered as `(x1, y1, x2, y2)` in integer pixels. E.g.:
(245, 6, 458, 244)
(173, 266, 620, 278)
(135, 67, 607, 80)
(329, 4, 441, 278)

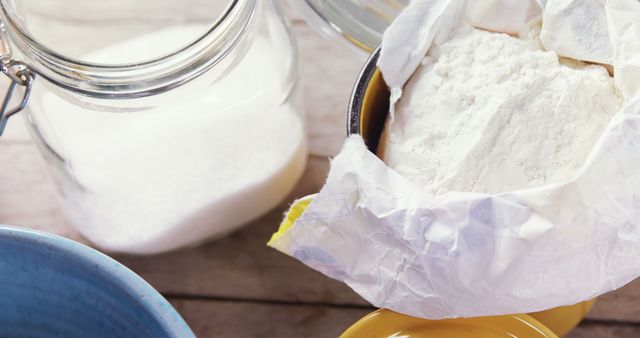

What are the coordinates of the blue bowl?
(0, 226, 194, 338)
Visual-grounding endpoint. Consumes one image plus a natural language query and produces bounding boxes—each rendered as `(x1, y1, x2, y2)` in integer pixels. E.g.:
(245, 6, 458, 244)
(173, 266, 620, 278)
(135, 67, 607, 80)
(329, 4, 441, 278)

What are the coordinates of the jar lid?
(341, 309, 559, 338)
(289, 0, 407, 53)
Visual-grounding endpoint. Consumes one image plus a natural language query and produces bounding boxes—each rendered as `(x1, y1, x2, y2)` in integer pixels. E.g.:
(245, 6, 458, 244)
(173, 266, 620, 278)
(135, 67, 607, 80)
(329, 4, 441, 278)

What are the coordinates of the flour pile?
(381, 26, 622, 195)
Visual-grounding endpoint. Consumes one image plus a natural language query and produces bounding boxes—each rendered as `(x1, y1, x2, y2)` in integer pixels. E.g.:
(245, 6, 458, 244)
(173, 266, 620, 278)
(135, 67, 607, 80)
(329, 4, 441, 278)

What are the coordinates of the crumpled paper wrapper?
(270, 0, 640, 319)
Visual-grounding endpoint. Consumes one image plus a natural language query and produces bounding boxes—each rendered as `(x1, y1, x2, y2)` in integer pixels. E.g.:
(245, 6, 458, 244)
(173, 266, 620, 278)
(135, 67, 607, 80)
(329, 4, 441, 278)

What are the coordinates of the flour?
(381, 25, 622, 195)
(28, 25, 306, 254)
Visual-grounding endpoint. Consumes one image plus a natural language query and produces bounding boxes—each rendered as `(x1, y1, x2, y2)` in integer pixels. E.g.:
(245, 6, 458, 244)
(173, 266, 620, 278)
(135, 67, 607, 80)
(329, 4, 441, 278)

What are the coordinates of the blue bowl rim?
(0, 225, 195, 337)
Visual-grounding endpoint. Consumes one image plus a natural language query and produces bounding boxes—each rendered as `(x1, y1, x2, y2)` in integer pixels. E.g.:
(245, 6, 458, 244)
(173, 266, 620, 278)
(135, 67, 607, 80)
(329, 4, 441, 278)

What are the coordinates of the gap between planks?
(164, 292, 375, 311)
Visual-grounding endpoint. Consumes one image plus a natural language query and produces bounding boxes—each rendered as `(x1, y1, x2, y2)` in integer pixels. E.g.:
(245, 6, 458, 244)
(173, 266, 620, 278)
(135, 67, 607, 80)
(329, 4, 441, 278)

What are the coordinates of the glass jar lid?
(289, 0, 407, 54)
(0, 0, 254, 98)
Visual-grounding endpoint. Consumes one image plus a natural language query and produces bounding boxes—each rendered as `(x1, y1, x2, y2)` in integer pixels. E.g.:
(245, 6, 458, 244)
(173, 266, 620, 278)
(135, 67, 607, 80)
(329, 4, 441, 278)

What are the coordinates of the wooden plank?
(168, 299, 371, 338)
(116, 197, 367, 306)
(293, 23, 364, 156)
(0, 140, 83, 242)
(567, 321, 640, 338)
(170, 299, 640, 338)
(587, 281, 640, 322)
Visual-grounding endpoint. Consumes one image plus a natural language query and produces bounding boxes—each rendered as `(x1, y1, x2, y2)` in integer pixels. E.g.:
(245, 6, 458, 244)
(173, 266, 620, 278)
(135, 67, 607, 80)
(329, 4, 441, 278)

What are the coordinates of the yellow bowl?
(528, 300, 595, 337)
(341, 309, 558, 338)
(344, 48, 595, 337)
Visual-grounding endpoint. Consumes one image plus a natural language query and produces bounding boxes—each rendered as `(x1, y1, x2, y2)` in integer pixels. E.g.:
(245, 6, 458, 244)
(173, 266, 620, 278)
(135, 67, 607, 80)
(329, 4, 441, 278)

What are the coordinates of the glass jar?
(0, 0, 306, 254)
(289, 0, 408, 53)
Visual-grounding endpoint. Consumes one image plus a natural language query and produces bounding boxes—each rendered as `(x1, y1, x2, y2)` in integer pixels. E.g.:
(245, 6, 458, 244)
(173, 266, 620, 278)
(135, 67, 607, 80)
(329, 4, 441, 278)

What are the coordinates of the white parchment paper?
(270, 0, 640, 319)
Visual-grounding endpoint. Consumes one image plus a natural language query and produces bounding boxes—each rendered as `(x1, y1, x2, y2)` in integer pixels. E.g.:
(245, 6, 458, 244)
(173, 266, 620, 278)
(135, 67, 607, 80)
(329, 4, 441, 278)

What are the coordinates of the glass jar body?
(10, 0, 306, 254)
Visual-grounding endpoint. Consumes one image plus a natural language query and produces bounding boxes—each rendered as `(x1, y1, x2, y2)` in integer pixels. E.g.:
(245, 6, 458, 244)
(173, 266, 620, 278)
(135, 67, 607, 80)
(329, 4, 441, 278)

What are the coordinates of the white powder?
(381, 25, 622, 195)
(28, 26, 306, 254)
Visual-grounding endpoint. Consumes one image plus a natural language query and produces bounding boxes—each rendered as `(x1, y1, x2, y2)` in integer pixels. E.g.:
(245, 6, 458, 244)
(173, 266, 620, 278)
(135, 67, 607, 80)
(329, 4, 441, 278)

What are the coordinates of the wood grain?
(588, 282, 640, 322)
(115, 187, 368, 307)
(567, 320, 640, 338)
(0, 138, 82, 241)
(169, 299, 370, 338)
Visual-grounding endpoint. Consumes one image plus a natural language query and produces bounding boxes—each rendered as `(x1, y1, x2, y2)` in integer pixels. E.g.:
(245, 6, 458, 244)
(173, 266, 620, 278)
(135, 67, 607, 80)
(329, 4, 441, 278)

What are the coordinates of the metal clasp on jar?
(0, 56, 35, 136)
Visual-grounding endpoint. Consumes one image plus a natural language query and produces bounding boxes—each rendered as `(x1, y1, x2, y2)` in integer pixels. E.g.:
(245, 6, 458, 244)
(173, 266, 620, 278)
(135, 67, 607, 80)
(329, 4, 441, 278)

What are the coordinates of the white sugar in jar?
(0, 0, 306, 254)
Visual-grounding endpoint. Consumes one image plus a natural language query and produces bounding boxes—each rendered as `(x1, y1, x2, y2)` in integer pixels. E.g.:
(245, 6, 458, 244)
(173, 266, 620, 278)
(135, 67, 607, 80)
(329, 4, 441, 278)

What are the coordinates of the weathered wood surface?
(169, 300, 370, 338)
(568, 321, 640, 338)
(0, 4, 639, 337)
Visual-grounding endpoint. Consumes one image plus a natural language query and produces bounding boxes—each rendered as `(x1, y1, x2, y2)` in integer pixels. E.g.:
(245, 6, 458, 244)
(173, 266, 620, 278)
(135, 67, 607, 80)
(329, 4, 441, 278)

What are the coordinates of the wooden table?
(1, 6, 639, 337)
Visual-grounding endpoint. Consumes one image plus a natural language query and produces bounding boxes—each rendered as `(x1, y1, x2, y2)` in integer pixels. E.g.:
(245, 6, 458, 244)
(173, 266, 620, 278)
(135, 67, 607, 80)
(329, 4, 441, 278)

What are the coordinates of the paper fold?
(271, 98, 640, 318)
(270, 0, 640, 319)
